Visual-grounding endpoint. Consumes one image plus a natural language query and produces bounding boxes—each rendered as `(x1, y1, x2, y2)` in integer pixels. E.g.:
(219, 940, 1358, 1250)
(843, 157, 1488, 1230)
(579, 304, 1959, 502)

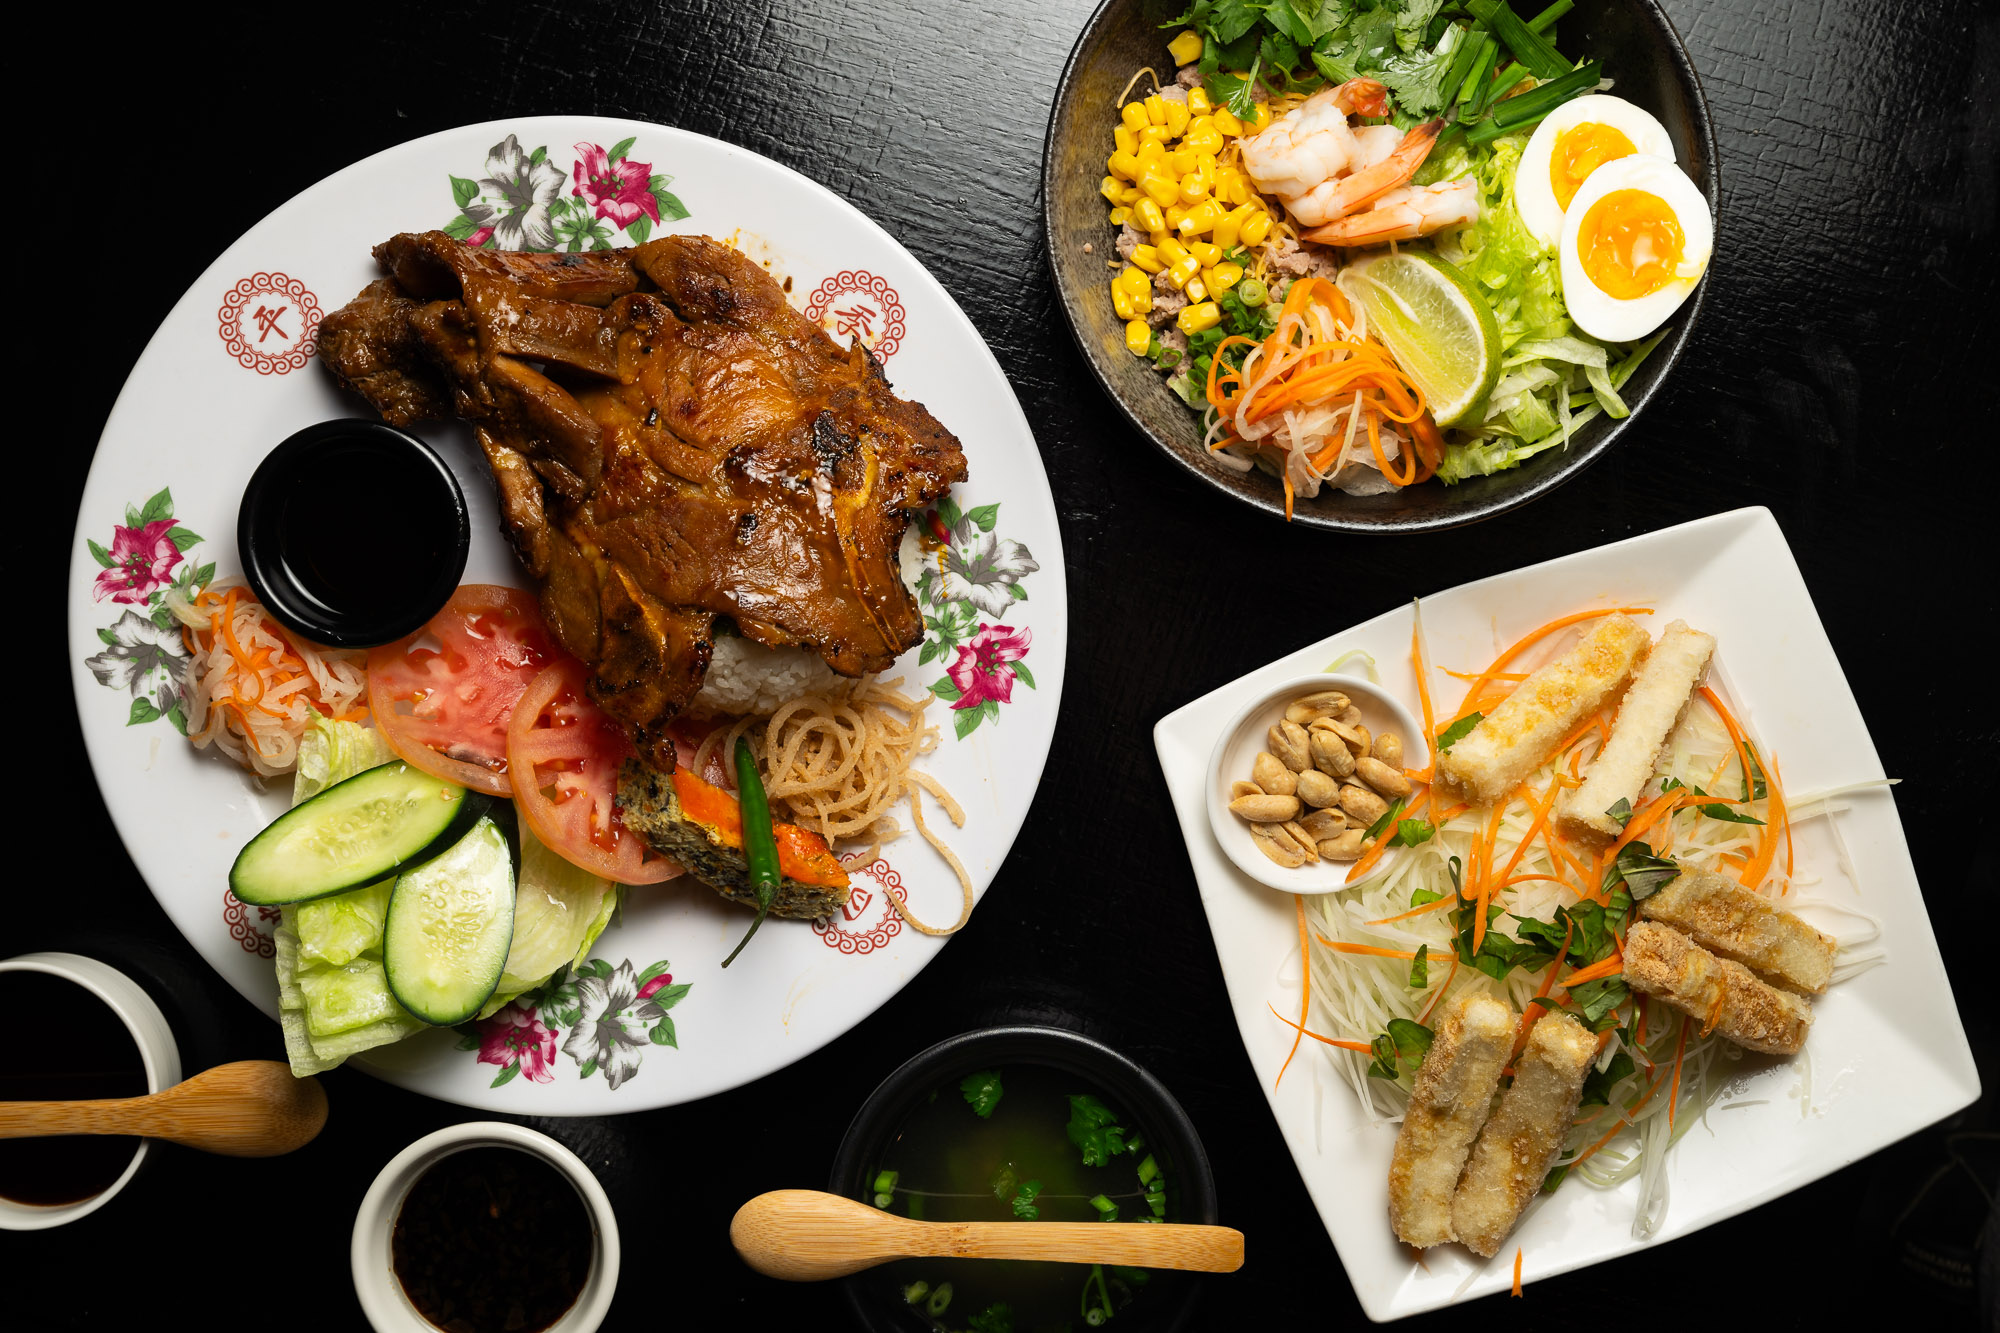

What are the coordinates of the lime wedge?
(1342, 251, 1502, 429)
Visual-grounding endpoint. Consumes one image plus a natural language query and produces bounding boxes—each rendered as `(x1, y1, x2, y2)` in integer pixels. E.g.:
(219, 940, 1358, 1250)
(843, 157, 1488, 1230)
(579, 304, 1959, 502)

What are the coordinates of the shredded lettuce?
(476, 827, 618, 1020)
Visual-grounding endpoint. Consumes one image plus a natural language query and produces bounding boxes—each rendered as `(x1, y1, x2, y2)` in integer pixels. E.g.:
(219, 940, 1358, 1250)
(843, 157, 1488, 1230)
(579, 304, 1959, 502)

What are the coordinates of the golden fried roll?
(1557, 620, 1715, 839)
(1638, 864, 1837, 994)
(1622, 921, 1813, 1055)
(1437, 615, 1651, 807)
(1449, 1012, 1597, 1258)
(1388, 992, 1515, 1248)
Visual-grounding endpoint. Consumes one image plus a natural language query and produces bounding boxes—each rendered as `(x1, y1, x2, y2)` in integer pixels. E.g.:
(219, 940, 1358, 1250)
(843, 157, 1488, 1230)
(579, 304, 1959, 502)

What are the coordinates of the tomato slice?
(366, 585, 556, 796)
(507, 659, 682, 884)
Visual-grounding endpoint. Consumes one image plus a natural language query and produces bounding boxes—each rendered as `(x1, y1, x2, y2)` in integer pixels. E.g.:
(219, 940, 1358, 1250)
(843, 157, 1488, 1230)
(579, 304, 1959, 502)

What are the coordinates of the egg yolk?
(1551, 123, 1637, 211)
(1579, 189, 1685, 300)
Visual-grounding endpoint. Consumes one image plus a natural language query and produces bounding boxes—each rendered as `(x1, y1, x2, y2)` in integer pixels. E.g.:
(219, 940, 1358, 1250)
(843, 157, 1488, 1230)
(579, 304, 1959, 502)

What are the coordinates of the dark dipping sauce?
(238, 420, 468, 648)
(392, 1146, 591, 1333)
(0, 971, 148, 1206)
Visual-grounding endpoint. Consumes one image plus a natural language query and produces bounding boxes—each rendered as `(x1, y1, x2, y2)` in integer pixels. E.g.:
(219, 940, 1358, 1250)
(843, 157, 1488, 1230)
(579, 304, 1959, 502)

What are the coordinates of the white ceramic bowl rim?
(1204, 671, 1428, 895)
(0, 952, 181, 1231)
(350, 1121, 621, 1333)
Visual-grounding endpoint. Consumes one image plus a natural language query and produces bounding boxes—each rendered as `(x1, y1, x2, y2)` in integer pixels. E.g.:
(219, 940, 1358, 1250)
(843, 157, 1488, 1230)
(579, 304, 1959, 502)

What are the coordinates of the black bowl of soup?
(830, 1026, 1220, 1333)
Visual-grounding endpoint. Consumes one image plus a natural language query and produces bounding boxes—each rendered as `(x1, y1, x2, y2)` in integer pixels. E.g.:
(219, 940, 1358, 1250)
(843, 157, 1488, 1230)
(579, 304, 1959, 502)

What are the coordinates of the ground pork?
(1268, 236, 1344, 282)
(1116, 222, 1145, 262)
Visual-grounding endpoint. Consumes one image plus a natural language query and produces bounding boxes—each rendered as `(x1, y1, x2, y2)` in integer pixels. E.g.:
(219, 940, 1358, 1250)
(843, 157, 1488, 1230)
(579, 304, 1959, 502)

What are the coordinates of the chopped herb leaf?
(1603, 797, 1633, 828)
(1662, 777, 1765, 825)
(1365, 798, 1406, 840)
(1600, 839, 1679, 902)
(960, 1069, 1004, 1118)
(967, 1303, 1016, 1333)
(1367, 1017, 1436, 1081)
(1578, 1050, 1635, 1109)
(1409, 943, 1429, 988)
(1435, 712, 1483, 751)
(1009, 1180, 1043, 1221)
(1067, 1094, 1131, 1166)
(990, 1162, 1018, 1202)
(1394, 818, 1437, 847)
(1411, 887, 1446, 908)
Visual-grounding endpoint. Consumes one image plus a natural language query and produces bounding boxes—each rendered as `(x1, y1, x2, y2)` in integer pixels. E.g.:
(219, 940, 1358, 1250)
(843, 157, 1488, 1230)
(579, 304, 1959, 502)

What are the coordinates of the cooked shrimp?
(1302, 177, 1480, 247)
(1241, 79, 1447, 228)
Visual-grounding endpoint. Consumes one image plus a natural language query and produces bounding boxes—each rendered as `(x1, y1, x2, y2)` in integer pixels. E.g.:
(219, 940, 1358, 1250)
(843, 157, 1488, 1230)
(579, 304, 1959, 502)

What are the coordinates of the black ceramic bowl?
(1043, 0, 1718, 532)
(829, 1026, 1220, 1333)
(238, 419, 470, 647)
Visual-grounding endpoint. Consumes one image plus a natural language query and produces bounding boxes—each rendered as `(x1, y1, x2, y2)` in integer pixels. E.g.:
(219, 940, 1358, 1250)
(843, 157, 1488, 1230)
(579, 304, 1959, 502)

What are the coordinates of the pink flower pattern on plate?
(946, 624, 1032, 710)
(93, 518, 183, 606)
(572, 142, 663, 230)
(475, 1004, 561, 1084)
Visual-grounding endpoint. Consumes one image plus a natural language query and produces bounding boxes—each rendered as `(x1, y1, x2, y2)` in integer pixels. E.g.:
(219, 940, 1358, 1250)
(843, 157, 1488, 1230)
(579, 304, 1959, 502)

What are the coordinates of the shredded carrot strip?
(1277, 895, 1310, 1088)
(1471, 796, 1507, 952)
(1342, 787, 1432, 884)
(1315, 938, 1419, 960)
(1496, 773, 1564, 886)
(1511, 1249, 1524, 1297)
(1511, 921, 1573, 1060)
(1569, 1074, 1665, 1168)
(1561, 953, 1625, 988)
(1667, 1016, 1690, 1130)
(1738, 750, 1789, 891)
(1411, 609, 1436, 742)
(1442, 668, 1528, 683)
(1367, 896, 1457, 926)
(1266, 1004, 1374, 1053)
(1446, 607, 1655, 726)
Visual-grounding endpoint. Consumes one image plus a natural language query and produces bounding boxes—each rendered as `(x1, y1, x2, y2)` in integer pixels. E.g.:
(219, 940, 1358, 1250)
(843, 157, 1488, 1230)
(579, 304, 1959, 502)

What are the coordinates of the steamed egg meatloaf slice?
(1388, 992, 1515, 1248)
(1437, 615, 1651, 807)
(1449, 1012, 1597, 1258)
(1557, 619, 1715, 840)
(1623, 921, 1814, 1055)
(1639, 864, 1837, 995)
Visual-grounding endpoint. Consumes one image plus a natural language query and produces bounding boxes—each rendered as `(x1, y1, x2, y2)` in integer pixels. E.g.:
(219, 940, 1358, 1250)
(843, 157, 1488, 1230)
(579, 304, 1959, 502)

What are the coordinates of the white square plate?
(1153, 507, 1977, 1319)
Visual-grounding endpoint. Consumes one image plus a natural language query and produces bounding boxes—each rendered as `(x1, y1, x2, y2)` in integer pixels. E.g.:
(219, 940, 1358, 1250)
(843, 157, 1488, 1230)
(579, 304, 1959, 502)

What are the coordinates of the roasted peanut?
(1229, 779, 1264, 801)
(1338, 783, 1388, 825)
(1295, 769, 1341, 808)
(1268, 720, 1312, 772)
(1230, 792, 1301, 822)
(1318, 829, 1366, 860)
(1338, 704, 1363, 727)
(1278, 821, 1321, 862)
(1284, 690, 1350, 725)
(1355, 756, 1411, 799)
(1373, 731, 1404, 769)
(1298, 807, 1348, 841)
(1252, 824, 1306, 868)
(1308, 728, 1356, 778)
(1251, 752, 1297, 797)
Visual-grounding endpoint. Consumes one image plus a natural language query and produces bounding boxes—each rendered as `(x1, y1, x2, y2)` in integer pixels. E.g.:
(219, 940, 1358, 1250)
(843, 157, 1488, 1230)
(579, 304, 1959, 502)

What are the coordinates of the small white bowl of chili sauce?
(351, 1121, 620, 1333)
(0, 952, 182, 1230)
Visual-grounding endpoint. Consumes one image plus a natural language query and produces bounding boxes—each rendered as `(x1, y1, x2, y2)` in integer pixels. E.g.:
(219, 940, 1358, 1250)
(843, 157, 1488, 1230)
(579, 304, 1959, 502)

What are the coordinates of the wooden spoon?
(0, 1060, 327, 1158)
(731, 1189, 1245, 1280)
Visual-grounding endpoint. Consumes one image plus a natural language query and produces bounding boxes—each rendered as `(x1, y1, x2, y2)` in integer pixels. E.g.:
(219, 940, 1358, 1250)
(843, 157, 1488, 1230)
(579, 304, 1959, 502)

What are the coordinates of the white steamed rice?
(691, 634, 845, 717)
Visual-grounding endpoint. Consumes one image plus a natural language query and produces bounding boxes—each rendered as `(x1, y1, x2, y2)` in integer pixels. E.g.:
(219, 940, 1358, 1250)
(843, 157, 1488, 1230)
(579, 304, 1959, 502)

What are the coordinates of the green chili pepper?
(721, 737, 780, 967)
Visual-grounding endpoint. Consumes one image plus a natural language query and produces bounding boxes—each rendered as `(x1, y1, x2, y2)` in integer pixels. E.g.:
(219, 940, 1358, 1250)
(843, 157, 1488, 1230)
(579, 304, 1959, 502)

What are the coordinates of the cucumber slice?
(383, 816, 517, 1026)
(230, 762, 487, 906)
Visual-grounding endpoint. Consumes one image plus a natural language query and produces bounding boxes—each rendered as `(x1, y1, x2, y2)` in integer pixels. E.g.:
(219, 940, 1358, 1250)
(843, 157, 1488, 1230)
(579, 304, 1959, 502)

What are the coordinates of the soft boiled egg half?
(1515, 95, 1675, 249)
(1559, 154, 1713, 343)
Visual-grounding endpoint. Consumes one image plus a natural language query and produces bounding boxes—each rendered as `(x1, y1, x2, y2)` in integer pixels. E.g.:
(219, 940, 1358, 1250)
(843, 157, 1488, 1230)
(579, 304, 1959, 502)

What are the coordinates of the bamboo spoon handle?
(0, 1096, 157, 1137)
(731, 1189, 1245, 1280)
(0, 1061, 327, 1157)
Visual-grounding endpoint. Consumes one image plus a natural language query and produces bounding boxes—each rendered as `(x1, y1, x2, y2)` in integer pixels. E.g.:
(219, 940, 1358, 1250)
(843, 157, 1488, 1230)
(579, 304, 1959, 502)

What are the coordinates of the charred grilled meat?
(319, 231, 967, 770)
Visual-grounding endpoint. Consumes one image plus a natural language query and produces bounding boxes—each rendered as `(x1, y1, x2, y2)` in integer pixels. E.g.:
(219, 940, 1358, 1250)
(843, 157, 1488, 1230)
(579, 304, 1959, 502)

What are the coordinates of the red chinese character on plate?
(218, 272, 322, 375)
(804, 270, 906, 362)
(814, 857, 907, 955)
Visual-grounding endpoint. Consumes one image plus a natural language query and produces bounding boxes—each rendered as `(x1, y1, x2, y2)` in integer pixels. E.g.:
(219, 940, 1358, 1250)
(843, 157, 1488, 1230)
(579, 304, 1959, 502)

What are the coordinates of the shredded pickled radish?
(167, 581, 367, 777)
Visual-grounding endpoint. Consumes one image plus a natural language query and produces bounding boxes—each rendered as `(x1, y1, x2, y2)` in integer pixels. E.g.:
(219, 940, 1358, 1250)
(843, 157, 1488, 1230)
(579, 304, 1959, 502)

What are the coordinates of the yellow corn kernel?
(1107, 151, 1141, 181)
(1178, 199, 1222, 236)
(1132, 197, 1165, 233)
(1145, 94, 1169, 126)
(1156, 237, 1191, 266)
(1185, 275, 1207, 303)
(1196, 150, 1219, 174)
(1108, 206, 1132, 226)
(1135, 140, 1166, 171)
(1215, 171, 1250, 207)
(1189, 240, 1221, 267)
(1099, 175, 1123, 204)
(1167, 30, 1204, 65)
(1249, 103, 1273, 132)
(1240, 209, 1272, 245)
(1164, 203, 1189, 231)
(1148, 229, 1172, 249)
(1207, 261, 1244, 292)
(1178, 176, 1209, 208)
(1178, 301, 1222, 335)
(1167, 255, 1200, 289)
(1119, 184, 1144, 205)
(1121, 101, 1149, 132)
(1129, 244, 1165, 274)
(1118, 265, 1150, 298)
(1126, 317, 1154, 355)
(1212, 204, 1249, 252)
(1163, 99, 1191, 138)
(1188, 86, 1213, 115)
(1211, 107, 1242, 136)
(1110, 280, 1136, 321)
(1129, 282, 1152, 314)
(1114, 125, 1139, 156)
(1140, 172, 1181, 208)
(1182, 126, 1224, 155)
(1168, 146, 1200, 175)
(1139, 124, 1172, 146)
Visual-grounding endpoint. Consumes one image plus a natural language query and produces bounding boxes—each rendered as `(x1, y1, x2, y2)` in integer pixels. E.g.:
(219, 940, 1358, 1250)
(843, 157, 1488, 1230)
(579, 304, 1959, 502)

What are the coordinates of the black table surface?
(22, 1, 1999, 1327)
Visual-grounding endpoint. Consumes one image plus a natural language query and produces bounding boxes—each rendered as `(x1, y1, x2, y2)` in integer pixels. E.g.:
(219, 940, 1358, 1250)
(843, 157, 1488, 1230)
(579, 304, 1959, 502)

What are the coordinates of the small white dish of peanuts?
(1204, 673, 1429, 894)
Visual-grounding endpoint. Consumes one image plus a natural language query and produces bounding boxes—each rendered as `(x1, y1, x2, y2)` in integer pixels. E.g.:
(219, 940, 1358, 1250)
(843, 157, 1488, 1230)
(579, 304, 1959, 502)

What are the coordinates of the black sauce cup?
(829, 1026, 1221, 1333)
(237, 419, 469, 647)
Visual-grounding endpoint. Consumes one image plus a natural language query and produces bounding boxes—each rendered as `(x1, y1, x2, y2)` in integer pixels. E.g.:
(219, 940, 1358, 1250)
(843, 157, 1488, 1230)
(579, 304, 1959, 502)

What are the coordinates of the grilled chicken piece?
(319, 231, 967, 770)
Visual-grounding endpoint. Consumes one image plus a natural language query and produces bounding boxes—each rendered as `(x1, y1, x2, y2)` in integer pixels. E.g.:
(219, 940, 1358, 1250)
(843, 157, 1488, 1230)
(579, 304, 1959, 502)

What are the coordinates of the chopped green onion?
(873, 1192, 894, 1208)
(1467, 61, 1601, 142)
(1527, 0, 1574, 33)
(1090, 1194, 1119, 1221)
(1236, 277, 1269, 307)
(873, 1169, 898, 1194)
(927, 1282, 954, 1317)
(1454, 36, 1497, 109)
(1468, 0, 1570, 79)
(1439, 21, 1487, 108)
(1475, 60, 1524, 116)
(902, 1281, 930, 1305)
(1136, 1154, 1159, 1185)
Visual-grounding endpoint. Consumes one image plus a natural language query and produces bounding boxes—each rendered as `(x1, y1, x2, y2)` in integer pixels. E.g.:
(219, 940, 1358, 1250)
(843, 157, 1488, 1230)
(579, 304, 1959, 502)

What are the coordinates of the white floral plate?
(67, 118, 1067, 1113)
(1153, 508, 1976, 1320)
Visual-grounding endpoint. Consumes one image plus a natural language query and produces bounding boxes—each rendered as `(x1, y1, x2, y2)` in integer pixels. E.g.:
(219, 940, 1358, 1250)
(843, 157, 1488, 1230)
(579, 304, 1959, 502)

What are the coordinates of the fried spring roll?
(1450, 1012, 1597, 1258)
(1388, 993, 1515, 1248)
(1622, 921, 1814, 1055)
(1557, 620, 1716, 839)
(1437, 614, 1651, 807)
(1638, 863, 1837, 994)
